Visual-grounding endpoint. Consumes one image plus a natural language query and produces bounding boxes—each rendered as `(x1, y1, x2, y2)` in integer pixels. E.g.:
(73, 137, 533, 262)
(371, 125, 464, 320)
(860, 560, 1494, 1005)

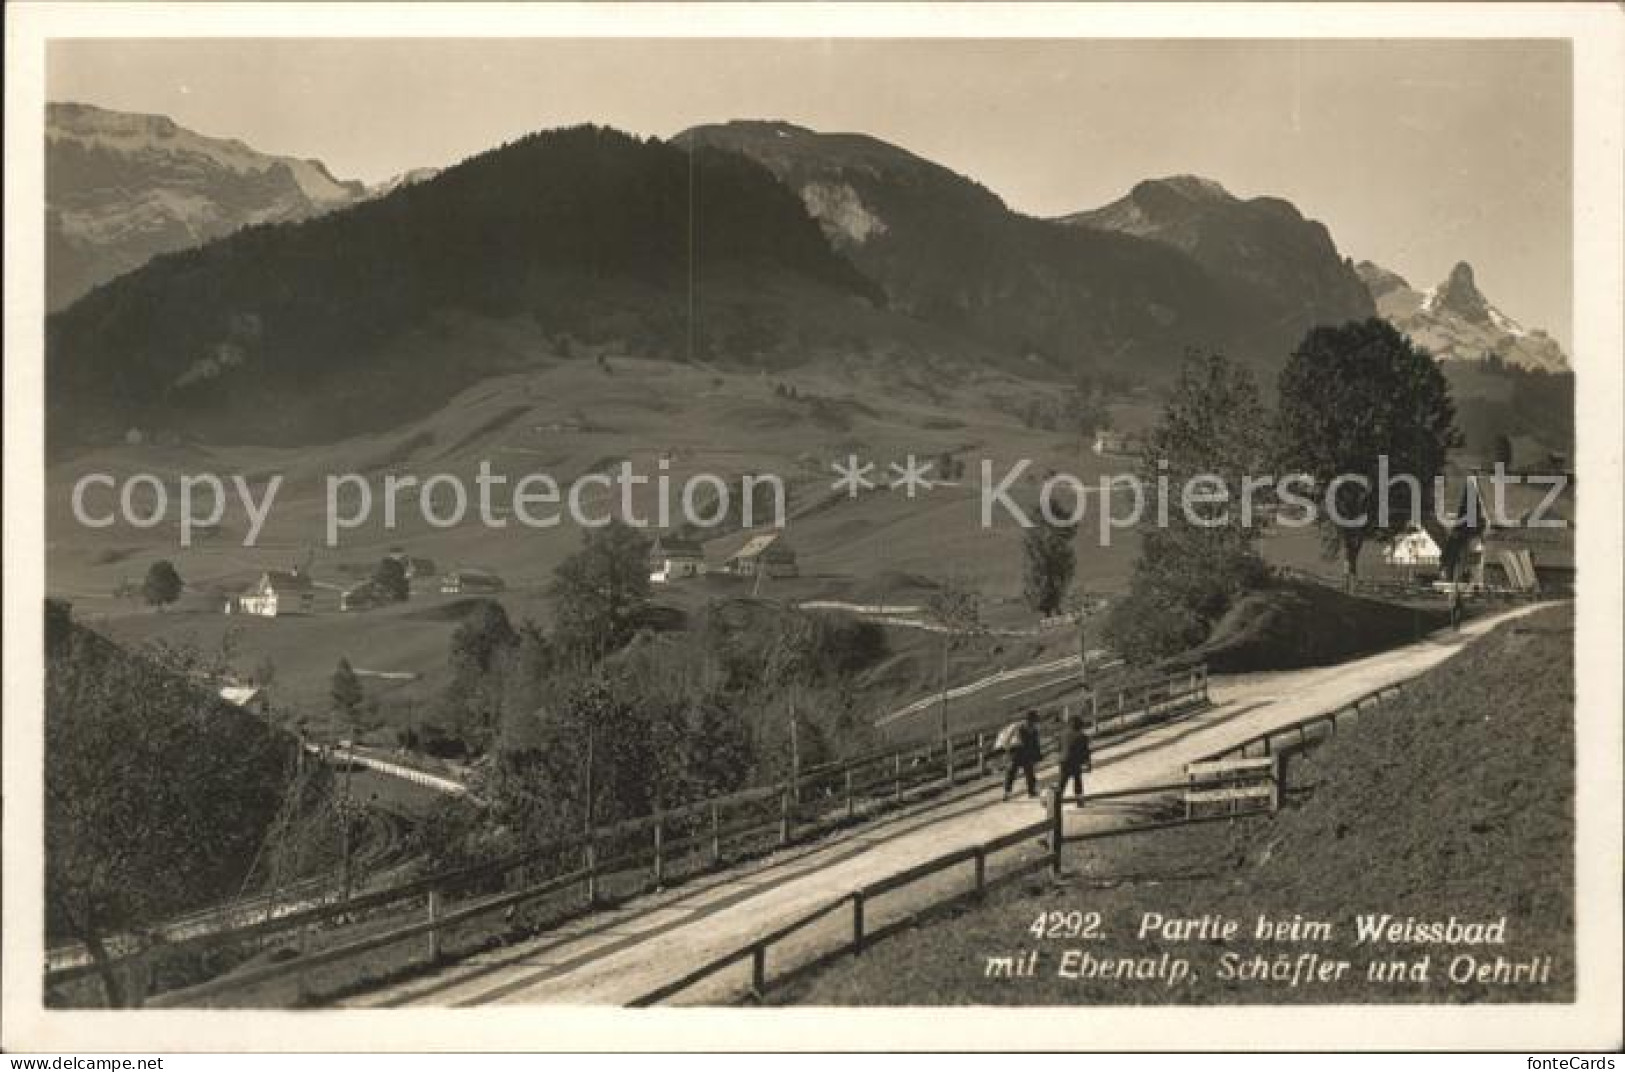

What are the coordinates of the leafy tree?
(437, 601, 520, 754)
(1277, 319, 1458, 583)
(141, 560, 182, 609)
(1105, 350, 1270, 662)
(551, 521, 651, 661)
(1022, 496, 1077, 617)
(450, 601, 520, 679)
(371, 557, 410, 603)
(46, 605, 290, 1005)
(331, 658, 363, 723)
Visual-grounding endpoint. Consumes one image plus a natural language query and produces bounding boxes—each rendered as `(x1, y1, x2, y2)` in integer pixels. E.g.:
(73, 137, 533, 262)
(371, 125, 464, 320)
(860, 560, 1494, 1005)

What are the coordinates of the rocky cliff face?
(1355, 259, 1568, 372)
(46, 102, 366, 310)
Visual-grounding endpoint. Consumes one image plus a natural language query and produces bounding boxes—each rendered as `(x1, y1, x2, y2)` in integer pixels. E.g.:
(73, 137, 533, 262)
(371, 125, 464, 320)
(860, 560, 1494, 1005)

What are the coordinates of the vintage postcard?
(4, 1, 1620, 1054)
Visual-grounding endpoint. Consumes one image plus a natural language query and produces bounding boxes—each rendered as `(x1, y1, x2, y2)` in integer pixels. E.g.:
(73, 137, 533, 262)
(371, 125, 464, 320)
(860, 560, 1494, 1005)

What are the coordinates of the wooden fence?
(631, 767, 1277, 1007)
(1203, 679, 1413, 763)
(629, 674, 1427, 1007)
(48, 665, 1209, 1008)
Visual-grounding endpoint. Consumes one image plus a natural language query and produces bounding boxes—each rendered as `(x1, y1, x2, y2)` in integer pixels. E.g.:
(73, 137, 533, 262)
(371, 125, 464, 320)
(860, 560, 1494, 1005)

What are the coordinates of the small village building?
(340, 580, 393, 612)
(387, 551, 438, 581)
(1445, 471, 1576, 595)
(1091, 430, 1142, 458)
(725, 532, 799, 579)
(229, 568, 315, 617)
(441, 568, 506, 595)
(649, 534, 705, 583)
(1384, 523, 1445, 568)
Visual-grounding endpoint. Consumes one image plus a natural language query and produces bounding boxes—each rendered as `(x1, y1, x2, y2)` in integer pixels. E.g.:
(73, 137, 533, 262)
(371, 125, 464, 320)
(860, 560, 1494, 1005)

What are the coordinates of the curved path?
(342, 603, 1549, 1007)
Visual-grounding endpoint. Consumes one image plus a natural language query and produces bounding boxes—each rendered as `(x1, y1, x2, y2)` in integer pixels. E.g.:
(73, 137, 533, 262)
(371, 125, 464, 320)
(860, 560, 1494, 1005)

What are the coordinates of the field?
(47, 354, 1161, 719)
(47, 350, 1473, 740)
(779, 604, 1575, 1004)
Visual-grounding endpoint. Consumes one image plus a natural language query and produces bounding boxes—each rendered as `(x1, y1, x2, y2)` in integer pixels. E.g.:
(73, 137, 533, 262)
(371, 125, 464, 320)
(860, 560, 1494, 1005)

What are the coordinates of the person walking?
(1001, 709, 1042, 800)
(1057, 713, 1093, 809)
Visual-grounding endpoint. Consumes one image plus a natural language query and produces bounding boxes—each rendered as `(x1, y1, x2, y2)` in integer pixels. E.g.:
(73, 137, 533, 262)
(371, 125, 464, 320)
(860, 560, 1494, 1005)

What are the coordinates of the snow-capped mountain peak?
(1357, 259, 1565, 371)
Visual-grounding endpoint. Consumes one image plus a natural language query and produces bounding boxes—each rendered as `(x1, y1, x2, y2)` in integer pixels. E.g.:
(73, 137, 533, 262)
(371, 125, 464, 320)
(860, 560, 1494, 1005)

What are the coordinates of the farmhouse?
(441, 568, 506, 594)
(1092, 430, 1143, 458)
(725, 532, 799, 579)
(218, 685, 268, 716)
(340, 580, 393, 612)
(1384, 523, 1446, 568)
(387, 551, 438, 585)
(1447, 472, 1576, 595)
(649, 534, 705, 583)
(227, 568, 315, 617)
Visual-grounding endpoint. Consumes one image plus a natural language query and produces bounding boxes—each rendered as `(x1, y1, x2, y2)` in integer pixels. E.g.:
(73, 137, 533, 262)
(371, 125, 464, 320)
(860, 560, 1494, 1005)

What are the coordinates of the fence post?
(977, 733, 987, 776)
(779, 786, 791, 846)
(1268, 753, 1282, 813)
(944, 738, 955, 785)
(710, 802, 721, 866)
(845, 768, 855, 820)
(1049, 787, 1065, 878)
(852, 892, 866, 955)
(427, 887, 442, 963)
(751, 944, 767, 997)
(584, 839, 598, 906)
(894, 753, 903, 802)
(653, 814, 665, 889)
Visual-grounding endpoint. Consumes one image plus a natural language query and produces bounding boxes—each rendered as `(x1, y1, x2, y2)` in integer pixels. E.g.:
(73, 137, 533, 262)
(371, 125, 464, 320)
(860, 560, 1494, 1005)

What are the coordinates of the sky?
(48, 38, 1572, 347)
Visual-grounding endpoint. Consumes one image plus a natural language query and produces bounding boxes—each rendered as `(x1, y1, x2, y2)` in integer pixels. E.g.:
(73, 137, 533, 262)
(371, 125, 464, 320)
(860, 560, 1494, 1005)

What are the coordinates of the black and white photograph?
(4, 1, 1621, 1056)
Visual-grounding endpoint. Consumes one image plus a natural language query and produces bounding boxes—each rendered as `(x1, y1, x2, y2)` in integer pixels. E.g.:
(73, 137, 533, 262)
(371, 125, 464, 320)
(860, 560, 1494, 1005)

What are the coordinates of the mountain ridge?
(46, 101, 373, 310)
(1354, 259, 1568, 372)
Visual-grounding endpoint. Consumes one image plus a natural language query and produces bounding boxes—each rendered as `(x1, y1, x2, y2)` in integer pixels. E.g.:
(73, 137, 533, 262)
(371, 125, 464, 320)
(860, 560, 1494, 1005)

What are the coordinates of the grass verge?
(779, 604, 1574, 1004)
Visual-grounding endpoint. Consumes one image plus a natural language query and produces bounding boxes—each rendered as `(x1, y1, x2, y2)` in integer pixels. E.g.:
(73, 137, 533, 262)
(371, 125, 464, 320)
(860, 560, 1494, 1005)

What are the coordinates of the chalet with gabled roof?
(649, 534, 705, 583)
(725, 532, 798, 579)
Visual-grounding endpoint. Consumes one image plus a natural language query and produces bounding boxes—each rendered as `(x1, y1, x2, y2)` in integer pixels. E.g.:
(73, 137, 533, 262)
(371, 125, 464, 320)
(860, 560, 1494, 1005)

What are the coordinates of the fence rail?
(629, 673, 1425, 1007)
(631, 768, 1271, 1006)
(49, 664, 1210, 1008)
(1204, 679, 1414, 763)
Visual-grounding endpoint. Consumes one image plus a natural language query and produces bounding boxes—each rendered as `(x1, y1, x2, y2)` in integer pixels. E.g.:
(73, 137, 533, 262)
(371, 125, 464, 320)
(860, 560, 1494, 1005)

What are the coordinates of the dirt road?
(343, 602, 1549, 1008)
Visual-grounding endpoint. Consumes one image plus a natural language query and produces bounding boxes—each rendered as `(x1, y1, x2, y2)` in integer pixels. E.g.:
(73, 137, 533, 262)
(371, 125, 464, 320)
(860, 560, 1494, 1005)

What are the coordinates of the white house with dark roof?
(228, 568, 315, 617)
(440, 568, 505, 595)
(649, 534, 706, 583)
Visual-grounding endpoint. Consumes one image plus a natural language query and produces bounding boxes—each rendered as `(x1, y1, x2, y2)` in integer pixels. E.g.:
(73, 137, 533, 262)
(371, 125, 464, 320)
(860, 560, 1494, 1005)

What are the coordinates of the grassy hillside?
(1196, 579, 1451, 672)
(783, 604, 1574, 1004)
(47, 354, 1130, 721)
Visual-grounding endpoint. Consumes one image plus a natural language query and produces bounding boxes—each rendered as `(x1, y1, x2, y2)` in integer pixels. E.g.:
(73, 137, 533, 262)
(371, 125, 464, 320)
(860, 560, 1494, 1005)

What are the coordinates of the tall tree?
(1105, 349, 1270, 662)
(330, 657, 363, 723)
(1022, 498, 1077, 617)
(46, 604, 289, 1005)
(551, 521, 652, 661)
(141, 560, 182, 609)
(1277, 318, 1458, 583)
(371, 556, 410, 602)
